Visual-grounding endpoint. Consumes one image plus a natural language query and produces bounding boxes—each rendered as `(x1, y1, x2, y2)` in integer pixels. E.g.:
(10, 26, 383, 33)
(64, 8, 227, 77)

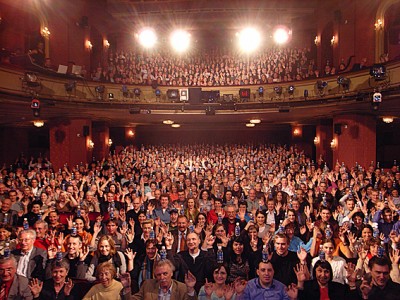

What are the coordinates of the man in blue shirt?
(238, 260, 297, 300)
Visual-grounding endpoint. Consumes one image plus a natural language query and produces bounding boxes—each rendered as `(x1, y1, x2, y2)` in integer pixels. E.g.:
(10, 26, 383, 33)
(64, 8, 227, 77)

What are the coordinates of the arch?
(375, 0, 400, 62)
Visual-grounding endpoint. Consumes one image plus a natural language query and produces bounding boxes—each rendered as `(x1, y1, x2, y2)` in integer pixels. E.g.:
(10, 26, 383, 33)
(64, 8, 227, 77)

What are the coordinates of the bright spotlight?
(138, 28, 157, 48)
(237, 28, 261, 53)
(273, 27, 290, 45)
(170, 30, 191, 53)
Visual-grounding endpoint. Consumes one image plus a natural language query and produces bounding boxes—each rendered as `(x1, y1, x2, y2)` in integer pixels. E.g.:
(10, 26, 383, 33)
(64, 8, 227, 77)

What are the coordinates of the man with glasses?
(0, 255, 33, 299)
(11, 229, 47, 281)
(223, 204, 246, 236)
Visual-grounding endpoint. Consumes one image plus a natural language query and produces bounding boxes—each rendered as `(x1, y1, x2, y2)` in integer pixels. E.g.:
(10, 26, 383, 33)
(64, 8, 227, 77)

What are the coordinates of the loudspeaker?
(83, 126, 89, 137)
(334, 123, 342, 135)
(189, 88, 202, 104)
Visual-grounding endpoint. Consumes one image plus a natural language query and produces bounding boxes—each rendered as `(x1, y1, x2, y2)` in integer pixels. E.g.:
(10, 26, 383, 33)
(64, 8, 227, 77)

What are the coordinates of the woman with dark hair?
(199, 189, 213, 213)
(198, 264, 237, 300)
(194, 212, 207, 242)
(295, 260, 358, 300)
(226, 236, 254, 282)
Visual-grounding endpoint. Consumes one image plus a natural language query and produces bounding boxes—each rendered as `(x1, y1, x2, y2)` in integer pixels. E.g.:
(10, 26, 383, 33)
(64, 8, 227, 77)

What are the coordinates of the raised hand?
(184, 271, 197, 291)
(125, 248, 137, 261)
(233, 278, 247, 295)
(64, 278, 74, 296)
(165, 232, 174, 249)
(203, 278, 214, 297)
(224, 283, 235, 300)
(286, 283, 298, 300)
(66, 216, 74, 229)
(345, 262, 357, 285)
(293, 263, 308, 283)
(79, 245, 90, 261)
(297, 247, 307, 262)
(29, 278, 43, 298)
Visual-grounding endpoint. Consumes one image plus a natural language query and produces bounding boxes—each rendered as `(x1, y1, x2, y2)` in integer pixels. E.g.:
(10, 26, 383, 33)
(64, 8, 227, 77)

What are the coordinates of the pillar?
(332, 114, 376, 167)
(92, 122, 110, 160)
(50, 119, 92, 170)
(315, 122, 334, 168)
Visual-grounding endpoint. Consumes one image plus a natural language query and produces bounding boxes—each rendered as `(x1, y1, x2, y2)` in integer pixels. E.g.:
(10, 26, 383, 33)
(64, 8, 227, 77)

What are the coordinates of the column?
(92, 122, 110, 160)
(315, 122, 333, 167)
(332, 114, 376, 167)
(49, 119, 92, 170)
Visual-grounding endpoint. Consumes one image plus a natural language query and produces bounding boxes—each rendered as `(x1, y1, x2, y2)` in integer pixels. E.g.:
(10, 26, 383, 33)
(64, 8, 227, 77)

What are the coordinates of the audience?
(0, 143, 398, 298)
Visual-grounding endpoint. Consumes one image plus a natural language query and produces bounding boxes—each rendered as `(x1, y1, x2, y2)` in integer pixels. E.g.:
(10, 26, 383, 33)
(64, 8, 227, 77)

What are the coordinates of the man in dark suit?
(131, 259, 196, 300)
(171, 215, 190, 254)
(0, 255, 33, 299)
(11, 229, 47, 281)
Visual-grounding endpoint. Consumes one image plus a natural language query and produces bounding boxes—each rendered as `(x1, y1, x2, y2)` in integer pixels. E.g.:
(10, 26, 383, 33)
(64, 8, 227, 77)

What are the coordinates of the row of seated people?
(91, 47, 328, 86)
(0, 143, 399, 299)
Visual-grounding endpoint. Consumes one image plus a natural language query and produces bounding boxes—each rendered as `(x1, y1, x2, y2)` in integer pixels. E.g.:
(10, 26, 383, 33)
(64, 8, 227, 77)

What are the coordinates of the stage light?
(122, 85, 129, 97)
(155, 89, 161, 97)
(288, 85, 295, 95)
(316, 80, 328, 90)
(64, 81, 76, 92)
(167, 89, 179, 101)
(108, 93, 114, 100)
(24, 72, 40, 87)
(171, 124, 181, 128)
(370, 64, 386, 80)
(273, 27, 290, 44)
(337, 76, 350, 90)
(250, 119, 261, 124)
(138, 28, 157, 48)
(163, 120, 174, 125)
(274, 86, 282, 95)
(246, 123, 255, 128)
(170, 30, 191, 53)
(237, 28, 261, 53)
(95, 85, 105, 94)
(133, 88, 141, 97)
(258, 87, 264, 96)
(31, 99, 41, 119)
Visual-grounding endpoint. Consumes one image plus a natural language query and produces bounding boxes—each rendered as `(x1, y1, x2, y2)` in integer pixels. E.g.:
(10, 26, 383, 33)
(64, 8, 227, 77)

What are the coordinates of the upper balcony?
(0, 58, 399, 128)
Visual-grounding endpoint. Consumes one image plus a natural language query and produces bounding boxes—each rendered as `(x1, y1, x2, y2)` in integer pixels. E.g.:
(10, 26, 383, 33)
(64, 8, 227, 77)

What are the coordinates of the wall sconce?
(85, 40, 93, 50)
(314, 36, 320, 46)
(128, 130, 134, 137)
(382, 117, 394, 123)
(374, 19, 384, 31)
(330, 36, 336, 45)
(314, 136, 320, 145)
(33, 120, 45, 128)
(293, 129, 300, 136)
(103, 39, 110, 48)
(88, 140, 94, 149)
(330, 138, 337, 149)
(108, 138, 113, 147)
(41, 27, 51, 38)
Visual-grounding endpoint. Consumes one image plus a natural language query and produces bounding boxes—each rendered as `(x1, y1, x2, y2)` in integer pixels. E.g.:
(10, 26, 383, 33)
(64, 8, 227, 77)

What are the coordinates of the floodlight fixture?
(258, 86, 264, 96)
(288, 85, 295, 95)
(170, 30, 191, 53)
(274, 86, 283, 95)
(273, 27, 291, 45)
(138, 28, 157, 48)
(337, 76, 350, 90)
(237, 27, 261, 53)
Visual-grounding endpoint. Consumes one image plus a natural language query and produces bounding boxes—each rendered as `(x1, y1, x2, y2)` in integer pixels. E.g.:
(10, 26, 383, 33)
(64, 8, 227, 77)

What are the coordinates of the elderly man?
(131, 259, 196, 300)
(0, 255, 33, 299)
(11, 229, 47, 281)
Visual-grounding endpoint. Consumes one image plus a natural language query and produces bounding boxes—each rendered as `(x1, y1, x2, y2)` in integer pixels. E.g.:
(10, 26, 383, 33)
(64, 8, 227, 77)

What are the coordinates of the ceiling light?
(250, 119, 261, 124)
(33, 120, 44, 128)
(382, 117, 394, 124)
(171, 124, 181, 128)
(246, 123, 255, 128)
(163, 120, 174, 125)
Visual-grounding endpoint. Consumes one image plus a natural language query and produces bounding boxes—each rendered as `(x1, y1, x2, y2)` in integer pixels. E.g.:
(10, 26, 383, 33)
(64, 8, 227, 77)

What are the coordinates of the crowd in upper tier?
(0, 143, 399, 299)
(90, 47, 343, 86)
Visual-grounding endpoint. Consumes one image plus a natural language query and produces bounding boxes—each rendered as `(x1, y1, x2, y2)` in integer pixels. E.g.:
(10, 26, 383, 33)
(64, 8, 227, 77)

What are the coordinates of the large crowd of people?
(91, 47, 333, 87)
(0, 143, 399, 299)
